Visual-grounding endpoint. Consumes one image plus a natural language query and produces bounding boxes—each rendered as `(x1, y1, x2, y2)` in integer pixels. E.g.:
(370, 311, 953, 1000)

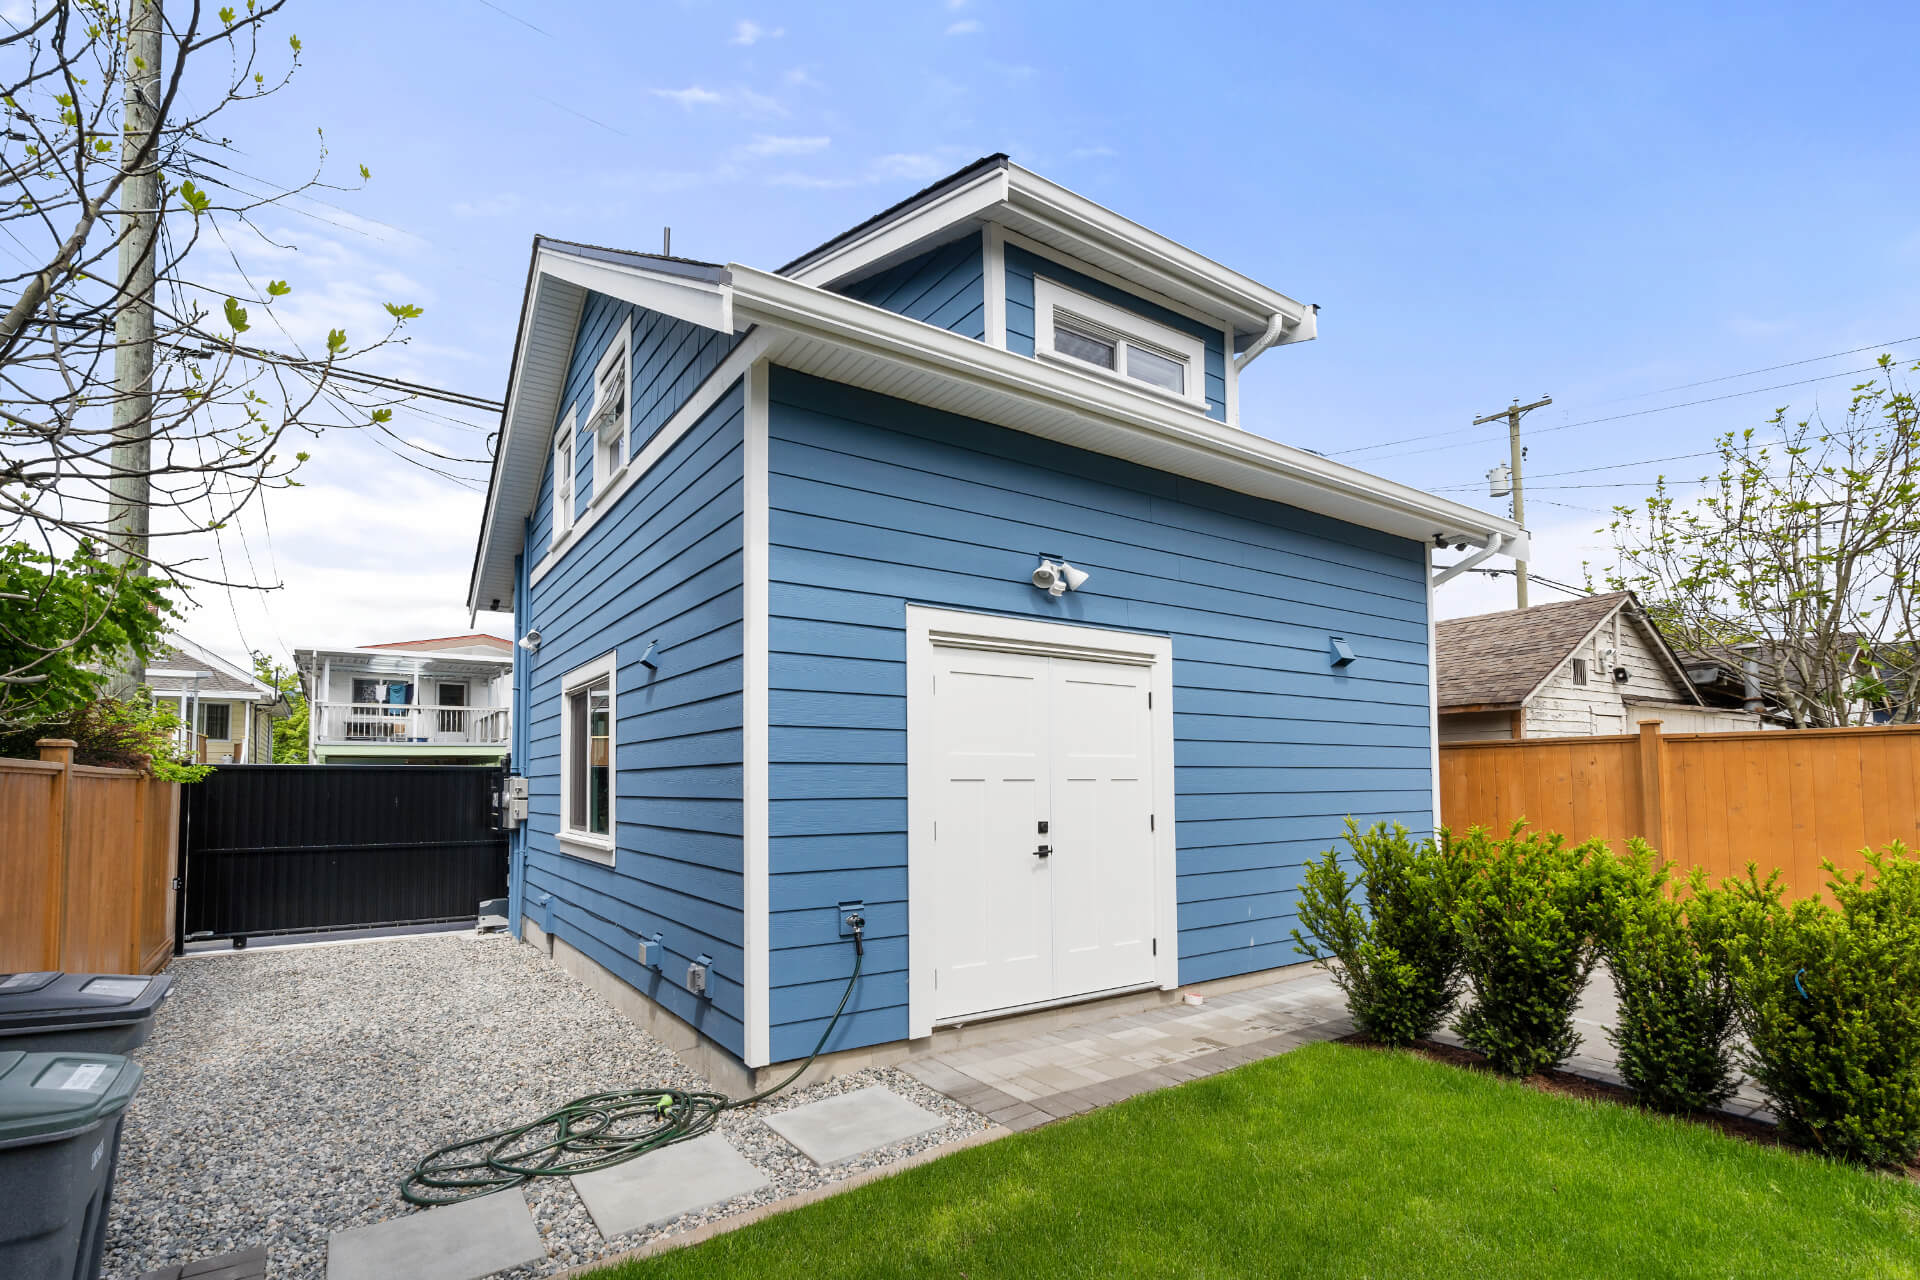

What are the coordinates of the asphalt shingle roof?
(1435, 592, 1633, 709)
(145, 643, 262, 695)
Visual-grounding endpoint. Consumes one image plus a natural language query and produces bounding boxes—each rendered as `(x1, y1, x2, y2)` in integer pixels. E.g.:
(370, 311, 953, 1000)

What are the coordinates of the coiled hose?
(401, 924, 863, 1206)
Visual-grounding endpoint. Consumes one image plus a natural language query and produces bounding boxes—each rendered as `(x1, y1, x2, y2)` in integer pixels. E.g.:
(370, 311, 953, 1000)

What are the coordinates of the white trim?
(741, 362, 772, 1067)
(588, 315, 633, 501)
(904, 605, 1178, 1041)
(1000, 228, 1233, 341)
(785, 165, 1011, 290)
(1426, 555, 1442, 830)
(1033, 275, 1209, 411)
(556, 649, 618, 865)
(531, 331, 772, 590)
(1221, 324, 1239, 427)
(551, 408, 577, 548)
(982, 223, 1007, 351)
(537, 249, 731, 333)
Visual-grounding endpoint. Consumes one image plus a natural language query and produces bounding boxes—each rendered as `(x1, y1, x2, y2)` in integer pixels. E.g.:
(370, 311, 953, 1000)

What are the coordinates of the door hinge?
(1149, 813, 1155, 831)
(933, 970, 939, 989)
(1147, 691, 1153, 708)
(1152, 937, 1158, 956)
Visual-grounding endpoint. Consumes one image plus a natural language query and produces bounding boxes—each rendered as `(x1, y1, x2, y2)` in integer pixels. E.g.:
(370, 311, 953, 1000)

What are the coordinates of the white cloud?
(652, 86, 729, 109)
(873, 152, 946, 180)
(743, 134, 831, 157)
(944, 18, 982, 35)
(782, 66, 823, 89)
(729, 19, 784, 45)
(946, 0, 968, 8)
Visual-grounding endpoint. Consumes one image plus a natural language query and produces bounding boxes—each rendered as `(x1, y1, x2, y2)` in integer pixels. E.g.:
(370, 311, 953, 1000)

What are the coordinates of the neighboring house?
(1437, 591, 1768, 742)
(466, 154, 1523, 1087)
(293, 634, 513, 765)
(147, 636, 291, 764)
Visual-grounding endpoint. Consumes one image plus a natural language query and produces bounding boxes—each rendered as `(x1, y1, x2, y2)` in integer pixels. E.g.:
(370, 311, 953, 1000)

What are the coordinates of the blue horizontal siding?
(1004, 243, 1227, 421)
(528, 288, 737, 550)
(764, 366, 1432, 1059)
(835, 232, 985, 340)
(521, 369, 748, 1059)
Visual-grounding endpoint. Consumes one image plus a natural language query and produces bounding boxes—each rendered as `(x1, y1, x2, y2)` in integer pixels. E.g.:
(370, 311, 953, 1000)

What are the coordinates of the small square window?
(1572, 658, 1589, 686)
(1126, 344, 1186, 395)
(1053, 320, 1116, 370)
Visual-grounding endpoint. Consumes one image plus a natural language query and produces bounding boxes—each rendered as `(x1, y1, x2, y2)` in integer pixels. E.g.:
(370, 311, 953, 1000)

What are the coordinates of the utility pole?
(107, 0, 162, 690)
(1474, 394, 1551, 608)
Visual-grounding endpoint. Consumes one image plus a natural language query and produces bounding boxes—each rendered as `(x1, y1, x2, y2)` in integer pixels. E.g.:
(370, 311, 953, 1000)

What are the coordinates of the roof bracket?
(1432, 534, 1511, 589)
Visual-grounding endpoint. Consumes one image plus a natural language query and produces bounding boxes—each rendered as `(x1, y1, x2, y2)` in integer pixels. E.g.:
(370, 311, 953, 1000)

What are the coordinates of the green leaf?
(359, 164, 371, 180)
(371, 408, 393, 425)
(223, 297, 250, 334)
(177, 180, 211, 215)
(289, 33, 302, 52)
(326, 328, 347, 354)
(383, 302, 422, 321)
(266, 280, 290, 298)
(219, 5, 236, 22)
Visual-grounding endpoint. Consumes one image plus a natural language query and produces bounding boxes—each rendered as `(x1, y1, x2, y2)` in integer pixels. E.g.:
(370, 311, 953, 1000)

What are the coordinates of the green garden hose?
(400, 923, 864, 1206)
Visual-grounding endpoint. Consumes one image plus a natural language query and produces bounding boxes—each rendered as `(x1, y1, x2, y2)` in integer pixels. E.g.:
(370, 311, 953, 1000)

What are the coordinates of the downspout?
(1234, 304, 1317, 373)
(1431, 533, 1512, 589)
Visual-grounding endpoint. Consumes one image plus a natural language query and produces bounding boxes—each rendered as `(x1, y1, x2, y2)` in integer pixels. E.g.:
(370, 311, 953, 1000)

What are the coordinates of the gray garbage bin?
(0, 1049, 142, 1280)
(0, 972, 174, 1054)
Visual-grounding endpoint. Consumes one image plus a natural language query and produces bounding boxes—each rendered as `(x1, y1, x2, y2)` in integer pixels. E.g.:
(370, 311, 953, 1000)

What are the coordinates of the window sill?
(558, 832, 615, 865)
(1035, 349, 1209, 414)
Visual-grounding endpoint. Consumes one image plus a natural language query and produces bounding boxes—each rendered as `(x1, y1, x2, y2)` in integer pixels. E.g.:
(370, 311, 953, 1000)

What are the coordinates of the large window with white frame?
(557, 650, 617, 862)
(589, 318, 631, 498)
(1032, 276, 1208, 410)
(551, 409, 576, 547)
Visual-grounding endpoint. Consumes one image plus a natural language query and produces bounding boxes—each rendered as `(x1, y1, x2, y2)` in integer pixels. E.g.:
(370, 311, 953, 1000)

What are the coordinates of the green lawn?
(592, 1042, 1919, 1280)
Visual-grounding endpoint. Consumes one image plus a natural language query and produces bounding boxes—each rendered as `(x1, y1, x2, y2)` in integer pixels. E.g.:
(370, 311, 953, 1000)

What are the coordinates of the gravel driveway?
(103, 933, 986, 1279)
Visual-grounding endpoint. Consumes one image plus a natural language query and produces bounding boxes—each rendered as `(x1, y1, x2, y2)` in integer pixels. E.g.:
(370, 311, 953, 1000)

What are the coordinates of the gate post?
(36, 739, 75, 968)
(1636, 719, 1667, 853)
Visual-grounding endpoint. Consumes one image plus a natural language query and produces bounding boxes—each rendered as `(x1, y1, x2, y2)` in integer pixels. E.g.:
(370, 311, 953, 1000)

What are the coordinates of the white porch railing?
(312, 701, 511, 747)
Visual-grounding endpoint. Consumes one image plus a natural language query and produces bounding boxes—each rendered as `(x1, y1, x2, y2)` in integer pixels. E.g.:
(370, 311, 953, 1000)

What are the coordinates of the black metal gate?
(180, 764, 507, 945)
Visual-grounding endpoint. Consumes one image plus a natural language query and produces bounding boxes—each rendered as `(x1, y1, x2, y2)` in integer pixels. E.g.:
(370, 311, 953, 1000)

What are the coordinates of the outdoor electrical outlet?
(838, 902, 866, 937)
(638, 932, 663, 969)
(688, 954, 713, 998)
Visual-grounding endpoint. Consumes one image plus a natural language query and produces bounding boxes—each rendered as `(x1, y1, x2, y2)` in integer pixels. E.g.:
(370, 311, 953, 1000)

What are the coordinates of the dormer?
(780, 155, 1315, 428)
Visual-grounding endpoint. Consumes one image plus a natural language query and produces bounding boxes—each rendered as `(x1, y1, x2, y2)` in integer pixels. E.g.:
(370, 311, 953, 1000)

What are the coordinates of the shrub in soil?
(1598, 844, 1740, 1114)
(1724, 845, 1920, 1167)
(1450, 824, 1609, 1077)
(1291, 820, 1468, 1047)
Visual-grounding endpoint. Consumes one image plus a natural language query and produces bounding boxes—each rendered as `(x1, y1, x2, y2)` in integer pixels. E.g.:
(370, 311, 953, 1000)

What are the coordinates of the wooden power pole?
(1473, 395, 1552, 608)
(108, 0, 162, 579)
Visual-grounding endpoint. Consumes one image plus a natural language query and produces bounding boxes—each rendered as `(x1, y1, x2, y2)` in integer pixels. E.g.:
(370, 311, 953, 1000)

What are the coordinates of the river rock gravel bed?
(103, 932, 988, 1280)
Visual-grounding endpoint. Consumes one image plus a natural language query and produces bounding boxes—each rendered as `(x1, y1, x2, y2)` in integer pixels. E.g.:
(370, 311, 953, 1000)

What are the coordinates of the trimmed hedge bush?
(1450, 825, 1607, 1077)
(1291, 820, 1467, 1046)
(1724, 845, 1920, 1167)
(1598, 845, 1740, 1114)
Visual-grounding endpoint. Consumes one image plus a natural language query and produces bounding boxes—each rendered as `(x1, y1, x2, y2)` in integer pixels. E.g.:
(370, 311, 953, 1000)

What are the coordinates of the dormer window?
(589, 319, 632, 497)
(1033, 276, 1207, 410)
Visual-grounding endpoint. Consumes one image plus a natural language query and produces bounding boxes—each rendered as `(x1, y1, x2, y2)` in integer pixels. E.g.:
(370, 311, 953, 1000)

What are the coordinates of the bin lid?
(0, 1051, 142, 1147)
(0, 972, 173, 1032)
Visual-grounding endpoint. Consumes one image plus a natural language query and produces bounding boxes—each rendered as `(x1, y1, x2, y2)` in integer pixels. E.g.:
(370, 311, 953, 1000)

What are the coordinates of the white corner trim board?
(904, 606, 1178, 1041)
(741, 360, 772, 1068)
(982, 223, 1008, 352)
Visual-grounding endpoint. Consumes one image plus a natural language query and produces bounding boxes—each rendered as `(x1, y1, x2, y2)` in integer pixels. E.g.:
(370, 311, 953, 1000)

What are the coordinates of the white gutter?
(1431, 533, 1513, 589)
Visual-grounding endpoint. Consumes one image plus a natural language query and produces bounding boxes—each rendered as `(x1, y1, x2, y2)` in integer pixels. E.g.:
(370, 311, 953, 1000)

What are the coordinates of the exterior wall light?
(1031, 558, 1090, 597)
(518, 629, 542, 652)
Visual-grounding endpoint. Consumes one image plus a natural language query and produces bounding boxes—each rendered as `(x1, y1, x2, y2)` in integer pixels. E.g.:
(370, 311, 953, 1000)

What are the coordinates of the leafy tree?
(1, 1, 429, 681)
(252, 650, 306, 762)
(0, 687, 210, 781)
(0, 539, 174, 727)
(1596, 358, 1920, 727)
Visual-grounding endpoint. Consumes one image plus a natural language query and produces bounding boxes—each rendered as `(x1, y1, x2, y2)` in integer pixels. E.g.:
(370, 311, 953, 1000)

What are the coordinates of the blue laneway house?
(467, 156, 1524, 1090)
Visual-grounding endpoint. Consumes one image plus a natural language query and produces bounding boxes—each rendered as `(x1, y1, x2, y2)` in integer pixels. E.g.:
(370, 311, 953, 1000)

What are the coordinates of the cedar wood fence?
(1439, 719, 1920, 898)
(0, 739, 179, 974)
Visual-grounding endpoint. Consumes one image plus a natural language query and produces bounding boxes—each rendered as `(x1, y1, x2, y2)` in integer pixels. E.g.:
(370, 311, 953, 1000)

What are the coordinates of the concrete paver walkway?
(325, 1190, 543, 1280)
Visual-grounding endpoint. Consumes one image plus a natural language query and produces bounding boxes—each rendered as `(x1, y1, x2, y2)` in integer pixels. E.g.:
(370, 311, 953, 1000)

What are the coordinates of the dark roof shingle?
(1435, 592, 1632, 709)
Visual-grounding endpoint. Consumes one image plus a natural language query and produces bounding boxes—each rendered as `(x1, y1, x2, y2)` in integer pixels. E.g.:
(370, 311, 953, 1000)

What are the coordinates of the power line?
(471, 0, 553, 37)
(1589, 334, 1920, 406)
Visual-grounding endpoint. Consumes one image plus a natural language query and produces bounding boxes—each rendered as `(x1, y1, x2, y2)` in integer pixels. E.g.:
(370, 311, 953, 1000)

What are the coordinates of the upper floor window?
(1033, 276, 1207, 410)
(552, 410, 576, 547)
(1572, 658, 1589, 686)
(589, 320, 631, 496)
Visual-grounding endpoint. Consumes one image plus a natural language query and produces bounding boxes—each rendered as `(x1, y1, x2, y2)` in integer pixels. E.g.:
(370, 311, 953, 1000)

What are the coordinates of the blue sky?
(172, 0, 1920, 662)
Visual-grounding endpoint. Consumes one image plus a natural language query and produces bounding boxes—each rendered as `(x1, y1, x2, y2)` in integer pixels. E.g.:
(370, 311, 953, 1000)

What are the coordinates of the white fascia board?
(727, 265, 1524, 554)
(784, 166, 1010, 290)
(469, 248, 733, 614)
(1002, 165, 1312, 342)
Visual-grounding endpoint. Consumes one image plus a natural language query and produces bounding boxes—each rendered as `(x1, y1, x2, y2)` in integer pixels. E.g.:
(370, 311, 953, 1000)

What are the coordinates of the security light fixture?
(1031, 557, 1090, 597)
(518, 630, 542, 652)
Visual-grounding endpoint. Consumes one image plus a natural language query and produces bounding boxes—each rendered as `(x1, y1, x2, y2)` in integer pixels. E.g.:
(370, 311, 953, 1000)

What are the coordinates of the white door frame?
(905, 605, 1178, 1038)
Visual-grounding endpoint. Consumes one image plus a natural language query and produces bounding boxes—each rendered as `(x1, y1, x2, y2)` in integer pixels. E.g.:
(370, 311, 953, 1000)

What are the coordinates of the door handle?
(1033, 844, 1052, 858)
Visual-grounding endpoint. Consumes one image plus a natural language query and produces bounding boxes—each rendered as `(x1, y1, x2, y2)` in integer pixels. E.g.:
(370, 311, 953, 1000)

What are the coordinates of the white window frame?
(557, 649, 618, 864)
(1032, 275, 1208, 411)
(589, 317, 632, 502)
(551, 408, 577, 548)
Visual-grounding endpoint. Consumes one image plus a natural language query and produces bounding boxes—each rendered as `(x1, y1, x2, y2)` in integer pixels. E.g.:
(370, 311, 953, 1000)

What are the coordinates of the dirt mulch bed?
(1341, 1033, 1920, 1182)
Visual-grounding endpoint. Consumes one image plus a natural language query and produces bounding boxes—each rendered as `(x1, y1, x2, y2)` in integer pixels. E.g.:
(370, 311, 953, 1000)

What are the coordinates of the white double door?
(929, 644, 1158, 1022)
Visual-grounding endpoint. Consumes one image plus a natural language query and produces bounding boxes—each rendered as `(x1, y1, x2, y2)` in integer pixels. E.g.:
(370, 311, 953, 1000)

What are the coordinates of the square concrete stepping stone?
(764, 1085, 944, 1165)
(572, 1132, 771, 1238)
(326, 1189, 541, 1280)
